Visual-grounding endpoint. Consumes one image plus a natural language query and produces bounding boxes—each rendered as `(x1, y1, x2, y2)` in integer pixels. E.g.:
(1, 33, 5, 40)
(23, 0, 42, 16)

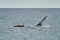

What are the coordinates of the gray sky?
(0, 0, 60, 8)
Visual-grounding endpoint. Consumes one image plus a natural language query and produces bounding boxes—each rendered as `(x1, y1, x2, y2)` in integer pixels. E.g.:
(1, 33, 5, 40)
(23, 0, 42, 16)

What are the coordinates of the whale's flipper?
(36, 16, 47, 26)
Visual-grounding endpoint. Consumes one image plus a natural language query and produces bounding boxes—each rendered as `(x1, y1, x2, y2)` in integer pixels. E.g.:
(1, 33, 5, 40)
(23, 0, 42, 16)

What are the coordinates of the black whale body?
(14, 24, 24, 27)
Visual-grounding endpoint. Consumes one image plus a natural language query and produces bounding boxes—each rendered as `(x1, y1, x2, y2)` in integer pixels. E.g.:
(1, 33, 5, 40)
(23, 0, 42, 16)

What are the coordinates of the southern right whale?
(36, 16, 47, 26)
(14, 16, 47, 27)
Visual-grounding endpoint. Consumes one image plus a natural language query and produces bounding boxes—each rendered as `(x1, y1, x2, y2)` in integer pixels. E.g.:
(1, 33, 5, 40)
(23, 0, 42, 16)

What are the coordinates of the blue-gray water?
(0, 8, 60, 40)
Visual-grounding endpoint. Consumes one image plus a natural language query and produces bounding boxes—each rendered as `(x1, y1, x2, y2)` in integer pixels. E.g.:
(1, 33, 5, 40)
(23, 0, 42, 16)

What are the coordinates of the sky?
(0, 0, 60, 8)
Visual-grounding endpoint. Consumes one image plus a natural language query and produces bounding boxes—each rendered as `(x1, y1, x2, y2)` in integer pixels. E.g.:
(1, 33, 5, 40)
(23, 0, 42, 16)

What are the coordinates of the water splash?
(41, 24, 53, 27)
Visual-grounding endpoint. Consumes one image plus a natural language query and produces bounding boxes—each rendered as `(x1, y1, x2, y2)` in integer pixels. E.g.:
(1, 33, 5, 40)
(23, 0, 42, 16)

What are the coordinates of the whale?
(14, 16, 47, 27)
(36, 16, 47, 26)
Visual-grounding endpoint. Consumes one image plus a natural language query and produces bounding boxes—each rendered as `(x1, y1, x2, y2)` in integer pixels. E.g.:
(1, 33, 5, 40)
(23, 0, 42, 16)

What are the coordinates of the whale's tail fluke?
(36, 16, 47, 26)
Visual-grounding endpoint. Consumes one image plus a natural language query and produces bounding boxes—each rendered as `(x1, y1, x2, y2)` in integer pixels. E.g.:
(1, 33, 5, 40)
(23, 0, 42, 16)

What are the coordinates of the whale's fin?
(36, 16, 47, 26)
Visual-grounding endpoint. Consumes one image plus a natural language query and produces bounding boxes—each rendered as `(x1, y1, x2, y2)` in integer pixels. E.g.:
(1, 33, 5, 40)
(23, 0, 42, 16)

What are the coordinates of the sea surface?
(0, 8, 60, 40)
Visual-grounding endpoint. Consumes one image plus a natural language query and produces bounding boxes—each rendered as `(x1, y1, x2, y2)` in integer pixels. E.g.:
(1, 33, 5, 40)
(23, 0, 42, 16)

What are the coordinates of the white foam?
(41, 24, 52, 27)
(25, 24, 53, 28)
(29, 25, 34, 27)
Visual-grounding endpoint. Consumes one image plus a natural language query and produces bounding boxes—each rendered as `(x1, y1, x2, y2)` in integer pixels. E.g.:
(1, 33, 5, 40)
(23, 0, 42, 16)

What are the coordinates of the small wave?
(29, 25, 34, 27)
(41, 24, 53, 27)
(25, 24, 34, 27)
(25, 24, 53, 28)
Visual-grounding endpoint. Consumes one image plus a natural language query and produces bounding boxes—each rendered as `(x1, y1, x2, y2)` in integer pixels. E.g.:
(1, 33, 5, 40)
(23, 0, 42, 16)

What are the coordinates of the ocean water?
(0, 8, 60, 40)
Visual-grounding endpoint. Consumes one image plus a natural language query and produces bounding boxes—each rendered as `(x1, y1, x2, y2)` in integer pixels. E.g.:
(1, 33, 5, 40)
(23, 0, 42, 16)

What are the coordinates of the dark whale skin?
(14, 25, 24, 27)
